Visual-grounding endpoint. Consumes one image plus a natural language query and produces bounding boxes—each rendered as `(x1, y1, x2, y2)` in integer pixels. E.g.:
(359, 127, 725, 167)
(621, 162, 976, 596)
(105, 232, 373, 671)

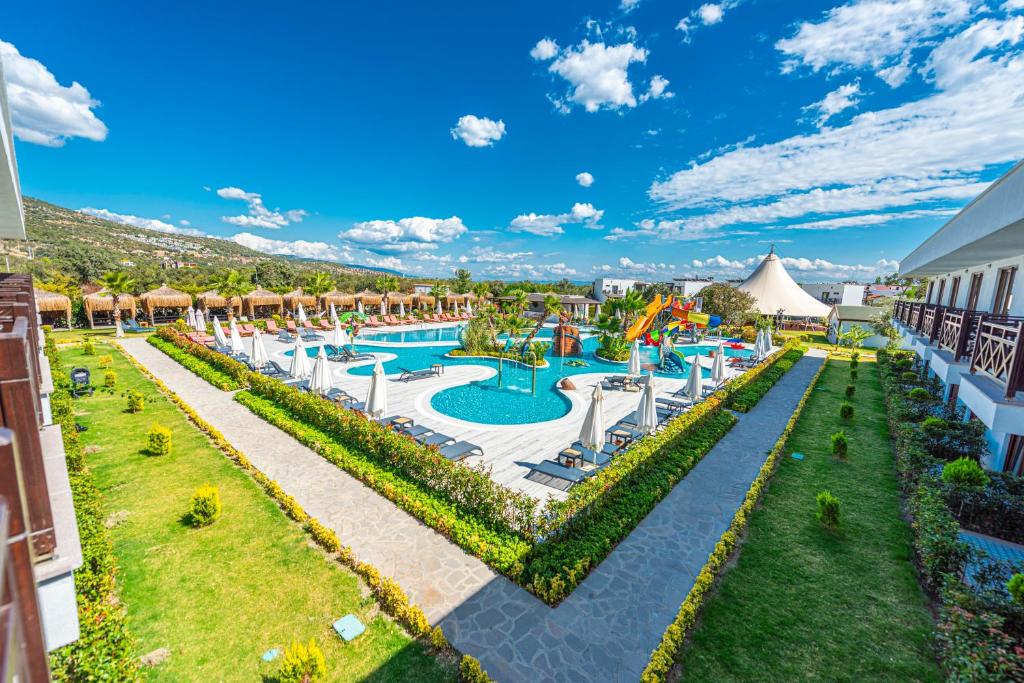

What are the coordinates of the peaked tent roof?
(737, 248, 832, 318)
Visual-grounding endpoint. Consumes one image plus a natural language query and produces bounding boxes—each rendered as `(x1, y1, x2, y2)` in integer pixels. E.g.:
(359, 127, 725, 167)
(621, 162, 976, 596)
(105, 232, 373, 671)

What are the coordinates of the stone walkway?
(120, 338, 825, 682)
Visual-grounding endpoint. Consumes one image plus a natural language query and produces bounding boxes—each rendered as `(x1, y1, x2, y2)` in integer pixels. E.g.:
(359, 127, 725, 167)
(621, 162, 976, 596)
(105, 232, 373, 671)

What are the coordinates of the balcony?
(970, 318, 1024, 400)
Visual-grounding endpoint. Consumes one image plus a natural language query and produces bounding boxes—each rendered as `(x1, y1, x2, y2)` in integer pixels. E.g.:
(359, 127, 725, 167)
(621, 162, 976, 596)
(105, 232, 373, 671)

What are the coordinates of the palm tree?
(522, 293, 562, 346)
(375, 274, 399, 312)
(503, 288, 528, 315)
(430, 282, 449, 311)
(99, 271, 137, 328)
(618, 289, 647, 329)
(304, 272, 334, 300)
(472, 281, 490, 300)
(838, 324, 872, 352)
(208, 269, 252, 321)
(478, 300, 500, 347)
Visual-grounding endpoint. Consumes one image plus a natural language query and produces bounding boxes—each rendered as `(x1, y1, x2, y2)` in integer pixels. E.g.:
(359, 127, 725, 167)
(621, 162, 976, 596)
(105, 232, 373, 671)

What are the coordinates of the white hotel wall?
(927, 253, 1024, 316)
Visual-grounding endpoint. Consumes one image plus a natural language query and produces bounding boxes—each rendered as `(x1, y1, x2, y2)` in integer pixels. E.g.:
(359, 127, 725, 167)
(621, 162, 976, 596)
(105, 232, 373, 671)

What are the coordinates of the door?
(935, 279, 946, 307)
(947, 276, 961, 307)
(992, 266, 1017, 316)
(966, 272, 983, 311)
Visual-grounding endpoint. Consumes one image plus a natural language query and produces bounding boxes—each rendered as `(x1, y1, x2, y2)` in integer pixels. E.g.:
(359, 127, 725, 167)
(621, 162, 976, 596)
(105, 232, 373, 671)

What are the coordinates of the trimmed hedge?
(727, 348, 805, 412)
(148, 334, 244, 390)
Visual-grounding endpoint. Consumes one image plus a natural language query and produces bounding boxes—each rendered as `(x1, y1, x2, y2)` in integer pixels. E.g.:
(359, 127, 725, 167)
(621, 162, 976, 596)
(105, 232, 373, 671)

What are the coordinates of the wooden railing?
(970, 318, 1024, 399)
(921, 304, 945, 342)
(938, 309, 985, 362)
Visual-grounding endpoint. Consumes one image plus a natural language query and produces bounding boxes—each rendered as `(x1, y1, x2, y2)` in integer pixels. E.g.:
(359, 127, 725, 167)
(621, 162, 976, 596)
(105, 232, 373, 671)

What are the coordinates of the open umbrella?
(627, 340, 642, 376)
(212, 316, 228, 347)
(579, 383, 605, 452)
(186, 306, 197, 329)
(229, 319, 245, 355)
(250, 328, 269, 369)
(684, 361, 704, 401)
(332, 319, 350, 347)
(339, 311, 366, 325)
(365, 359, 387, 418)
(329, 303, 338, 322)
(115, 319, 124, 338)
(297, 303, 308, 324)
(308, 346, 333, 395)
(712, 342, 727, 385)
(634, 373, 659, 433)
(289, 336, 311, 379)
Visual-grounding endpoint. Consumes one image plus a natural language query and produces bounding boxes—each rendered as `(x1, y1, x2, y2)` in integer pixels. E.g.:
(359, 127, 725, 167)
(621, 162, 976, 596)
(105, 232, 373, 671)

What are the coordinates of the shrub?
(849, 368, 858, 382)
(126, 389, 145, 413)
(187, 485, 221, 527)
(908, 387, 931, 401)
(942, 457, 989, 489)
(459, 655, 493, 683)
(147, 423, 172, 456)
(429, 625, 448, 651)
(776, 359, 793, 372)
(938, 594, 1024, 682)
(1008, 573, 1024, 605)
(82, 339, 96, 355)
(901, 371, 918, 381)
(98, 354, 113, 368)
(816, 491, 840, 529)
(839, 402, 854, 421)
(103, 369, 117, 388)
(844, 384, 855, 398)
(278, 639, 326, 683)
(850, 351, 859, 361)
(849, 357, 858, 369)
(831, 431, 848, 459)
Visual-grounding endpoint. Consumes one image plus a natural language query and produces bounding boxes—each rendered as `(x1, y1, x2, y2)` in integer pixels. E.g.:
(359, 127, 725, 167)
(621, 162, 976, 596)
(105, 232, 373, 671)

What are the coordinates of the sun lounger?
(383, 315, 400, 325)
(277, 330, 294, 343)
(401, 424, 434, 439)
(399, 366, 439, 382)
(563, 444, 611, 467)
(530, 460, 588, 487)
(265, 319, 280, 333)
(656, 397, 691, 412)
(606, 424, 643, 447)
(417, 432, 456, 448)
(365, 315, 383, 327)
(286, 320, 297, 333)
(255, 360, 288, 378)
(378, 415, 415, 430)
(402, 315, 418, 325)
(122, 319, 147, 333)
(439, 441, 483, 461)
(324, 387, 356, 404)
(299, 327, 324, 341)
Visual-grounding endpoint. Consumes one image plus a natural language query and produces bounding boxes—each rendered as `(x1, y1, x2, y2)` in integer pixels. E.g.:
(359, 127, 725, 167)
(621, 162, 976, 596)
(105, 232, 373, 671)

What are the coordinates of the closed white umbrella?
(329, 303, 338, 322)
(627, 340, 642, 376)
(212, 316, 228, 347)
(595, 303, 602, 317)
(297, 303, 307, 324)
(250, 328, 269, 368)
(229, 319, 245, 355)
(365, 359, 387, 418)
(186, 306, 197, 329)
(452, 301, 459, 316)
(435, 299, 441, 314)
(634, 373, 659, 433)
(115, 319, 124, 338)
(685, 360, 704, 401)
(399, 300, 406, 317)
(712, 342, 727, 385)
(289, 336, 311, 379)
(763, 328, 773, 355)
(579, 384, 605, 452)
(195, 308, 206, 331)
(357, 300, 364, 315)
(308, 346, 333, 395)
(465, 299, 473, 316)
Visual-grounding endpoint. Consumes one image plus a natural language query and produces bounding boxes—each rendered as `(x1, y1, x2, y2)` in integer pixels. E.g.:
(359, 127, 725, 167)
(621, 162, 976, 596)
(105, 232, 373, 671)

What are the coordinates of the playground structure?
(623, 294, 724, 374)
(551, 311, 583, 357)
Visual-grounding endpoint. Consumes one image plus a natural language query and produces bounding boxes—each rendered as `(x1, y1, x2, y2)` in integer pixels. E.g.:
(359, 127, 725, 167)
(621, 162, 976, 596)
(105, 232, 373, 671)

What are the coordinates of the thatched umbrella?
(321, 291, 356, 312)
(197, 290, 242, 319)
(34, 288, 72, 328)
(140, 285, 192, 325)
(83, 290, 138, 329)
(283, 288, 316, 314)
(415, 294, 435, 310)
(356, 291, 382, 314)
(446, 294, 465, 310)
(243, 288, 284, 319)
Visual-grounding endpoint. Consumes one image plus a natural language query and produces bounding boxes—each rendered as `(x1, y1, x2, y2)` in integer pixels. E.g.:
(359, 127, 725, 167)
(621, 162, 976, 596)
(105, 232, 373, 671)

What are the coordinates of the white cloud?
(231, 232, 353, 263)
(179, 219, 190, 226)
(509, 202, 604, 236)
(620, 0, 642, 12)
(530, 38, 560, 61)
(0, 40, 108, 147)
(450, 115, 506, 147)
(804, 80, 862, 126)
(781, 208, 958, 230)
(617, 256, 676, 275)
(458, 246, 534, 263)
(547, 41, 649, 112)
(339, 216, 469, 253)
(690, 253, 899, 280)
(365, 255, 404, 271)
(639, 74, 674, 103)
(677, 0, 741, 41)
(216, 186, 307, 229)
(78, 207, 204, 236)
(776, 0, 974, 85)
(1007, 0, 1024, 8)
(576, 171, 595, 187)
(480, 262, 578, 279)
(699, 4, 725, 24)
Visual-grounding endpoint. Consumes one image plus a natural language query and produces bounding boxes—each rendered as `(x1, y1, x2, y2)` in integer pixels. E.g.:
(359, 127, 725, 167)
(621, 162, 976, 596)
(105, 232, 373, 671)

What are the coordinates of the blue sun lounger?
(439, 441, 483, 461)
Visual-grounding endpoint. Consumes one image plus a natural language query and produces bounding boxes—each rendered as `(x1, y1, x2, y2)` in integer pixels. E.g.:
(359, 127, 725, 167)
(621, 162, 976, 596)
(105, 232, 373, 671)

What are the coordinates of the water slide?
(661, 350, 687, 374)
(625, 295, 675, 342)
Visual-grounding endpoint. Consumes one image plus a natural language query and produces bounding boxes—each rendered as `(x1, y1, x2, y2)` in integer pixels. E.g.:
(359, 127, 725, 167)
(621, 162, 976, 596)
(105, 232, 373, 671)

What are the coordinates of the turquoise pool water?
(358, 325, 557, 344)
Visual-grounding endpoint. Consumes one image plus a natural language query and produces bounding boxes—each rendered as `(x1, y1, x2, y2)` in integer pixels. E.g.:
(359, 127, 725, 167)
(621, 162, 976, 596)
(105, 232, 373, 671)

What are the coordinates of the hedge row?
(640, 352, 828, 682)
(44, 336, 141, 682)
(727, 348, 805, 412)
(148, 334, 244, 390)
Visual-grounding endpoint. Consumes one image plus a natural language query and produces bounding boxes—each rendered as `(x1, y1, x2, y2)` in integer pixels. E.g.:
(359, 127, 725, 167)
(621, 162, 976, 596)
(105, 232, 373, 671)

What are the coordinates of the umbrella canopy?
(309, 346, 333, 395)
(684, 361, 705, 401)
(297, 302, 308, 323)
(212, 316, 228, 347)
(115, 319, 124, 338)
(712, 342, 727, 385)
(195, 308, 206, 331)
(187, 306, 197, 329)
(398, 301, 406, 317)
(634, 374, 659, 433)
(365, 359, 387, 418)
(339, 311, 366, 324)
(332, 319, 350, 347)
(579, 384, 605, 451)
(289, 337, 311, 379)
(465, 299, 473, 316)
(329, 303, 338, 322)
(250, 328, 269, 368)
(357, 301, 364, 314)
(627, 340, 642, 376)
(229, 319, 245, 354)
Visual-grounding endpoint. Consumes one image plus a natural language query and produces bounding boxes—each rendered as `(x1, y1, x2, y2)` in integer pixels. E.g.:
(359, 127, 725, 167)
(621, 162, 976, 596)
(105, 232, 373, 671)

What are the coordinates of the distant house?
(593, 277, 648, 302)
(827, 305, 887, 348)
(671, 277, 713, 297)
(412, 283, 433, 295)
(866, 284, 906, 301)
(801, 282, 866, 306)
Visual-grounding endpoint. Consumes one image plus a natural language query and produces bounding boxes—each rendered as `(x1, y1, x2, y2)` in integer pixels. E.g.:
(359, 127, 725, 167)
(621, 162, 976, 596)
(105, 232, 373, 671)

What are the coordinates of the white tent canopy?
(737, 247, 831, 318)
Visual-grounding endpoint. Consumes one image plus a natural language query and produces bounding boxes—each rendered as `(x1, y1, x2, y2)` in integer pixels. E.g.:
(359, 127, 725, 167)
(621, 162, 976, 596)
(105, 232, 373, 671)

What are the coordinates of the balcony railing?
(970, 318, 1024, 400)
(938, 309, 987, 362)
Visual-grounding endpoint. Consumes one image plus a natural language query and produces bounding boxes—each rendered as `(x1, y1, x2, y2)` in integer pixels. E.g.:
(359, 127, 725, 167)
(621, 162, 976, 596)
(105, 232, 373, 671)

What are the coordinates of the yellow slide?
(625, 294, 674, 342)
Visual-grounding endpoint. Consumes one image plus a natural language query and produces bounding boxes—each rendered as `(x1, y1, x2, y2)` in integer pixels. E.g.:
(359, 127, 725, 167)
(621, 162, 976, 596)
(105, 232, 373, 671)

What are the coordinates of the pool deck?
(260, 322, 750, 501)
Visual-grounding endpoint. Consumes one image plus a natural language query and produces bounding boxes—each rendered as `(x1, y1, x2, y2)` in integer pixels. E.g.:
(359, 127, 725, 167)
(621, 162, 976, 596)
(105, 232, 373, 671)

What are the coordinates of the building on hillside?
(1, 59, 84, 678)
(593, 277, 648, 302)
(497, 292, 601, 319)
(826, 305, 887, 348)
(800, 282, 866, 306)
(671, 278, 713, 297)
(867, 283, 906, 298)
(412, 283, 433, 295)
(893, 158, 1024, 475)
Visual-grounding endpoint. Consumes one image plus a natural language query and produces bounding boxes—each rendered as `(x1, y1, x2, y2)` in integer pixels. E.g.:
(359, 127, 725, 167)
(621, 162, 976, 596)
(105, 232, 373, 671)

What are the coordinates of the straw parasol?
(197, 290, 242, 317)
(415, 294, 435, 310)
(283, 288, 316, 312)
(243, 288, 284, 318)
(356, 291, 382, 314)
(34, 288, 72, 327)
(321, 291, 356, 311)
(139, 285, 192, 325)
(83, 289, 137, 328)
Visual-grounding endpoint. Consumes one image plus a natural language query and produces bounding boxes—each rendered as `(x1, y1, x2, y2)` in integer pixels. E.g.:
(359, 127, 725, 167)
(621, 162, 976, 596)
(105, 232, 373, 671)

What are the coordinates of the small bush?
(850, 351, 859, 361)
(82, 339, 96, 355)
(849, 368, 858, 382)
(839, 402, 854, 421)
(901, 371, 918, 381)
(459, 655, 492, 683)
(278, 639, 326, 683)
(147, 423, 172, 456)
(908, 387, 932, 401)
(103, 370, 117, 388)
(849, 357, 858, 369)
(831, 431, 848, 459)
(1008, 573, 1024, 605)
(126, 389, 145, 413)
(816, 491, 840, 529)
(187, 485, 221, 527)
(429, 625, 448, 651)
(844, 384, 855, 399)
(776, 359, 793, 372)
(98, 354, 113, 368)
(941, 457, 989, 489)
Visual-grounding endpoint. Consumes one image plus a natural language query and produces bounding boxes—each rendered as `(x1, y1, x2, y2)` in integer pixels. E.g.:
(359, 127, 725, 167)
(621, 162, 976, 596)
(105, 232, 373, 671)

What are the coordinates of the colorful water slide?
(661, 349, 687, 374)
(625, 295, 675, 342)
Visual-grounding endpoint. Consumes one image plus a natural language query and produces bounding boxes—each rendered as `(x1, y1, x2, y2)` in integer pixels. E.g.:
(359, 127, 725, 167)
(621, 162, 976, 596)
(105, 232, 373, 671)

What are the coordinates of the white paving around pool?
(252, 322, 753, 503)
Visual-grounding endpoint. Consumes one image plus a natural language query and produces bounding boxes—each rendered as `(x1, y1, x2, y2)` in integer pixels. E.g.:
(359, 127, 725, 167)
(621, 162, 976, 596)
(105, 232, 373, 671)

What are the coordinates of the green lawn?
(678, 359, 940, 682)
(778, 330, 876, 359)
(49, 327, 144, 344)
(61, 342, 453, 682)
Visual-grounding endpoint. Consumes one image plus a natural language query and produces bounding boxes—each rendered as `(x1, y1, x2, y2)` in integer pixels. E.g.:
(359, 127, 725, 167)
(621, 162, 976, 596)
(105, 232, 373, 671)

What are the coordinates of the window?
(992, 266, 1018, 316)
(947, 276, 961, 308)
(936, 279, 946, 307)
(966, 272, 983, 310)
(926, 281, 935, 303)
(1005, 434, 1024, 477)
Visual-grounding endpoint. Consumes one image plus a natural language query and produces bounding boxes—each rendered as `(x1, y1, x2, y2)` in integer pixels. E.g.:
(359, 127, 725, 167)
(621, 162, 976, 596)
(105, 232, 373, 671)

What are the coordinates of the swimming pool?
(358, 325, 558, 345)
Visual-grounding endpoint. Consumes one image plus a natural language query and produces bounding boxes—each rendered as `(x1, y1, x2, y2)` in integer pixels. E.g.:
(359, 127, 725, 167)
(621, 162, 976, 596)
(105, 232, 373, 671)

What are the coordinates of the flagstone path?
(120, 338, 825, 682)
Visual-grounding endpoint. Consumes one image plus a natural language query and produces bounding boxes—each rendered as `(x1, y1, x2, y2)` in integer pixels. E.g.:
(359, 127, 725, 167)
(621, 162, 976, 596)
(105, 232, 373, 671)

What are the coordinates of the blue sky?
(4, 0, 1024, 282)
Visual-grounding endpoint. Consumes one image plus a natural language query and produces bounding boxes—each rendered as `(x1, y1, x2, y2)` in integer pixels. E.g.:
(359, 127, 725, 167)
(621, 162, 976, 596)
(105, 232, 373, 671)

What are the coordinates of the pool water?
(358, 325, 557, 345)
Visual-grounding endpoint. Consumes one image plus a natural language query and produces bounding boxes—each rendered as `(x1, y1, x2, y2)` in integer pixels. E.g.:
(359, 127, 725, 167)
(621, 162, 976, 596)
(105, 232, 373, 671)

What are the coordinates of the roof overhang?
(900, 160, 1024, 277)
(0, 60, 25, 240)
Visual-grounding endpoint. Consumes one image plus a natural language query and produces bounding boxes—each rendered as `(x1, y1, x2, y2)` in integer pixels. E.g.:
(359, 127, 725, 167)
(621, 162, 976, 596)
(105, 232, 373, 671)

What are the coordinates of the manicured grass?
(50, 327, 148, 344)
(678, 359, 940, 682)
(61, 342, 453, 682)
(778, 330, 876, 359)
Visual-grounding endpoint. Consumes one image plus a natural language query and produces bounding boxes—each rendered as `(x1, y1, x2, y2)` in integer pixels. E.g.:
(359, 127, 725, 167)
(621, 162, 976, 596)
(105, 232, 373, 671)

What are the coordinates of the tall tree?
(374, 274, 399, 311)
(208, 269, 252, 321)
(451, 268, 472, 294)
(522, 293, 562, 346)
(503, 288, 528, 314)
(618, 289, 647, 329)
(98, 271, 137, 328)
(700, 283, 757, 326)
(429, 282, 449, 311)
